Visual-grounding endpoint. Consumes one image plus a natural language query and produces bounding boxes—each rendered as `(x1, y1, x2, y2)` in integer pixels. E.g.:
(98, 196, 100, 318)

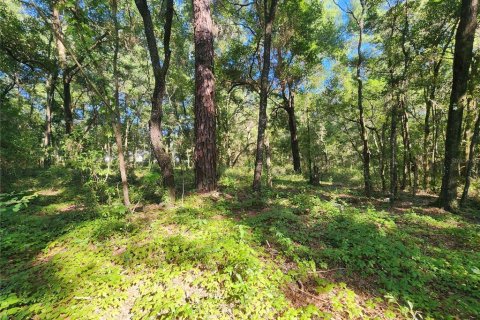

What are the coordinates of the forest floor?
(1, 167, 479, 319)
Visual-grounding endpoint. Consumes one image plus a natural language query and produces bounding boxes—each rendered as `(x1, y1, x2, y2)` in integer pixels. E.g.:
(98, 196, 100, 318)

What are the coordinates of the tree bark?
(438, 0, 478, 210)
(193, 0, 217, 192)
(253, 0, 278, 191)
(135, 0, 175, 202)
(460, 108, 480, 206)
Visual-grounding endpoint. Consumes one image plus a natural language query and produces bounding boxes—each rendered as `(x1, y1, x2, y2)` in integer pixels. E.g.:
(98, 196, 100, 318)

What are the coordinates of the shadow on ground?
(214, 173, 480, 319)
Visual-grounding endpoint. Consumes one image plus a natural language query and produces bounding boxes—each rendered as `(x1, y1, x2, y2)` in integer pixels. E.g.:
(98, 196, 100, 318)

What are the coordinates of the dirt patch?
(37, 188, 63, 196)
(282, 275, 398, 320)
(59, 204, 85, 212)
(32, 246, 66, 266)
(127, 210, 159, 225)
(114, 282, 142, 320)
(113, 246, 127, 256)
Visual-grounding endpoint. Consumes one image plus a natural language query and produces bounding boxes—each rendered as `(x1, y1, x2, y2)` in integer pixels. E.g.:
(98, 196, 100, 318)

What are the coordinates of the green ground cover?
(1, 168, 479, 319)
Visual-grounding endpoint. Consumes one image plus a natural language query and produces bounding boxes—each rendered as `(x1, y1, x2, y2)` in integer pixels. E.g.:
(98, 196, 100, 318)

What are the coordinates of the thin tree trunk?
(438, 0, 478, 210)
(124, 119, 130, 165)
(265, 131, 272, 187)
(371, 123, 387, 194)
(111, 0, 130, 206)
(63, 76, 73, 134)
(52, 5, 73, 134)
(193, 0, 217, 192)
(306, 103, 314, 184)
(422, 27, 454, 190)
(400, 139, 408, 191)
(398, 0, 414, 194)
(461, 56, 479, 176)
(401, 105, 417, 195)
(399, 104, 408, 191)
(285, 91, 301, 173)
(380, 121, 387, 193)
(390, 94, 399, 203)
(113, 123, 130, 206)
(461, 102, 474, 175)
(431, 103, 441, 190)
(44, 31, 55, 164)
(460, 108, 480, 206)
(52, 6, 66, 67)
(356, 0, 372, 197)
(385, 12, 398, 203)
(423, 90, 433, 190)
(134, 0, 175, 202)
(253, 0, 278, 191)
(44, 73, 55, 150)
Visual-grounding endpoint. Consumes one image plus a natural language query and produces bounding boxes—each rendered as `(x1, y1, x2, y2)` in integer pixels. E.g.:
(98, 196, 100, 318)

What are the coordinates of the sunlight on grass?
(1, 168, 479, 319)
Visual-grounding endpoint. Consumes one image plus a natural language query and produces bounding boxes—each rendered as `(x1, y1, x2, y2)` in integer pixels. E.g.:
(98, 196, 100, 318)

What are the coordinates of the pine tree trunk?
(135, 0, 175, 202)
(438, 0, 478, 210)
(253, 0, 278, 191)
(193, 0, 217, 192)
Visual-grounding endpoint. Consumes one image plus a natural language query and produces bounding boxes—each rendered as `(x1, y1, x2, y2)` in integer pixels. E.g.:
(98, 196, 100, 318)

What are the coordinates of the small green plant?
(0, 191, 37, 214)
(98, 203, 128, 219)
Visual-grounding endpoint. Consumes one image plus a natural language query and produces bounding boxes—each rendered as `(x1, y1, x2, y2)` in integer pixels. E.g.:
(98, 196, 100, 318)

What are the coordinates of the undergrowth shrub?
(136, 171, 165, 203)
(0, 191, 38, 214)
